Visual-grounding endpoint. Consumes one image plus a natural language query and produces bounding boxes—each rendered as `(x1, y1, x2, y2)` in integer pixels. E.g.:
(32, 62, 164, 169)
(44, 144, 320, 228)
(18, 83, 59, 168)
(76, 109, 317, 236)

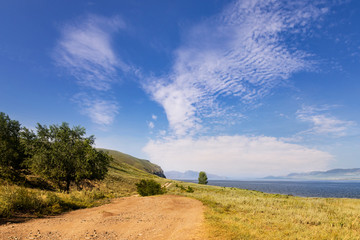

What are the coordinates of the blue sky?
(1, 0, 360, 178)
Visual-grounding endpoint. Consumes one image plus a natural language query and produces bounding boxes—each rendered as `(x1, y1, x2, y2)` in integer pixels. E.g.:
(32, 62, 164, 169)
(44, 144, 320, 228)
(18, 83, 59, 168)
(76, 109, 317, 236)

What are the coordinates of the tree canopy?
(22, 122, 111, 192)
(198, 171, 208, 185)
(0, 112, 25, 181)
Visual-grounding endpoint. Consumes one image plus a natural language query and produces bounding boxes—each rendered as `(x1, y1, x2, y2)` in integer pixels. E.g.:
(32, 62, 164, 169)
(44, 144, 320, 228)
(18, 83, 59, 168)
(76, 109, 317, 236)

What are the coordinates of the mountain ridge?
(265, 168, 360, 180)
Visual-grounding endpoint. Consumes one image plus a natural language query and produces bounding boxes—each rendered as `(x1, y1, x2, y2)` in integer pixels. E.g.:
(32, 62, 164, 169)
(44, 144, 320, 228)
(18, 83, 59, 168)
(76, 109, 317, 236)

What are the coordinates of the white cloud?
(54, 14, 127, 91)
(144, 0, 328, 136)
(148, 121, 155, 129)
(54, 15, 131, 126)
(152, 114, 157, 120)
(296, 105, 355, 136)
(143, 135, 332, 178)
(73, 93, 119, 125)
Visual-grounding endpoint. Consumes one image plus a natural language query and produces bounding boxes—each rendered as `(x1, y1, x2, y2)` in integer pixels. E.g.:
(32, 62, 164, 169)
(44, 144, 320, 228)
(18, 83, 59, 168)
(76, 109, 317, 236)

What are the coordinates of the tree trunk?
(65, 179, 71, 193)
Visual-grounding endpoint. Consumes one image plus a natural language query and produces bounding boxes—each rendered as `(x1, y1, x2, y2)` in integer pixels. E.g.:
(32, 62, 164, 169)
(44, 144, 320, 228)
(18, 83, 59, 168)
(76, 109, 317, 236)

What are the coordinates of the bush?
(135, 179, 165, 196)
(186, 186, 194, 193)
(175, 184, 194, 193)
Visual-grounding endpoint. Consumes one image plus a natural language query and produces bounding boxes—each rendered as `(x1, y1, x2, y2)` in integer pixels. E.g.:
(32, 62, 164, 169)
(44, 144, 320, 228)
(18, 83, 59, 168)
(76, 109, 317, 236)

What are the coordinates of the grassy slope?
(0, 151, 166, 220)
(100, 151, 167, 196)
(98, 148, 165, 177)
(167, 181, 360, 240)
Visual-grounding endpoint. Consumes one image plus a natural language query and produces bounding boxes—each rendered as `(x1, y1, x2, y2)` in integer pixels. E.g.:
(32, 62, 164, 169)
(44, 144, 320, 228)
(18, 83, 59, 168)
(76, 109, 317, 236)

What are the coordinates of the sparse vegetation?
(175, 184, 194, 193)
(168, 181, 360, 239)
(135, 179, 165, 196)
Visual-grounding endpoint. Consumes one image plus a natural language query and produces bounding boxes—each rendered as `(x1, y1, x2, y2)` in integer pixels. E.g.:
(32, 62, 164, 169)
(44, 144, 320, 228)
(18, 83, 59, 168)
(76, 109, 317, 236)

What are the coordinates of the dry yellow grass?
(168, 182, 360, 240)
(0, 157, 164, 219)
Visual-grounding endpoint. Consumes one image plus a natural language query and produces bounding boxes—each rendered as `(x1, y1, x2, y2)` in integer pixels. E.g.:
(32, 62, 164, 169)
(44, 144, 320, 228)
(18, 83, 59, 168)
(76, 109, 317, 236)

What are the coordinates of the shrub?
(175, 184, 194, 193)
(186, 186, 194, 193)
(135, 179, 165, 196)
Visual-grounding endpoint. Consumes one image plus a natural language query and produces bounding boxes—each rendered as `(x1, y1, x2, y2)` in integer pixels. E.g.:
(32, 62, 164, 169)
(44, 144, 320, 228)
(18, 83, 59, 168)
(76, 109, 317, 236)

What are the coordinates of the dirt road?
(0, 195, 205, 240)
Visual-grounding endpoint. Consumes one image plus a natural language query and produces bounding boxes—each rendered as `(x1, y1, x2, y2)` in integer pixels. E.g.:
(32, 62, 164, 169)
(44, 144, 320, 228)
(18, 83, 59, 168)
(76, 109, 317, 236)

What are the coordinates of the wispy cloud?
(73, 93, 118, 125)
(54, 15, 128, 126)
(145, 0, 329, 136)
(148, 121, 155, 129)
(54, 14, 127, 91)
(296, 105, 355, 137)
(143, 135, 332, 177)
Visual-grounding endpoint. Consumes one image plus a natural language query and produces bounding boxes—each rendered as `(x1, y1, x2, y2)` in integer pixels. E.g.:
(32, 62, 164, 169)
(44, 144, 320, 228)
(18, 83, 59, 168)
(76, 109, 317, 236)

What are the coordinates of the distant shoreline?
(178, 179, 360, 199)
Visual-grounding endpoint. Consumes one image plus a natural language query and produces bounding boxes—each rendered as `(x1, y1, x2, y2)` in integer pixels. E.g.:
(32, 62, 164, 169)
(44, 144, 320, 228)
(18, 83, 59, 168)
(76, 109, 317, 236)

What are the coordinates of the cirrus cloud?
(53, 14, 129, 126)
(73, 93, 119, 125)
(144, 0, 330, 136)
(54, 14, 128, 91)
(296, 105, 356, 137)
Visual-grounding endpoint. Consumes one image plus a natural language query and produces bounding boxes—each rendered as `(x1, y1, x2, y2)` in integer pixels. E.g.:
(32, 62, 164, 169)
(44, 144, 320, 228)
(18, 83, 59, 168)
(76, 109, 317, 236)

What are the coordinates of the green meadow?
(168, 182, 360, 239)
(1, 148, 360, 239)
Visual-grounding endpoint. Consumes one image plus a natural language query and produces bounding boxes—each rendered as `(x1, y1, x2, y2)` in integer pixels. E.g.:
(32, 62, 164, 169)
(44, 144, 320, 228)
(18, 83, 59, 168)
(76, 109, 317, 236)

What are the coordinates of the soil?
(0, 195, 205, 240)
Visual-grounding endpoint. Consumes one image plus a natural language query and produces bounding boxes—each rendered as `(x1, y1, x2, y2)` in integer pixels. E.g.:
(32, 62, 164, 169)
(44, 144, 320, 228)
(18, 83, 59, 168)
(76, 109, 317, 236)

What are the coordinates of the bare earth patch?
(0, 195, 205, 240)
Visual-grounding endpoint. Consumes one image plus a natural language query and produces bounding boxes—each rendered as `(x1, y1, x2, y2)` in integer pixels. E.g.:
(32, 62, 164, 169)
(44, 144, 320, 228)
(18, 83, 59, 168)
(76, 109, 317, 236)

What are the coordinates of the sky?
(1, 0, 360, 178)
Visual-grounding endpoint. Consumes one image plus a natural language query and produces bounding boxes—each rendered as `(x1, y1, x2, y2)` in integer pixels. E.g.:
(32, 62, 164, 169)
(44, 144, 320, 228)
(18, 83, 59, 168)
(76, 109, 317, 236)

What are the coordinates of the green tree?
(0, 112, 25, 181)
(23, 122, 111, 192)
(198, 171, 208, 185)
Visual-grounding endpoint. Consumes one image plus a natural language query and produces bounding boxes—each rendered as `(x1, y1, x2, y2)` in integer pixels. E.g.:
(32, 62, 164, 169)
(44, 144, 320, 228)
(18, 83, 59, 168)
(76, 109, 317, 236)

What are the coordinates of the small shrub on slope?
(135, 179, 165, 196)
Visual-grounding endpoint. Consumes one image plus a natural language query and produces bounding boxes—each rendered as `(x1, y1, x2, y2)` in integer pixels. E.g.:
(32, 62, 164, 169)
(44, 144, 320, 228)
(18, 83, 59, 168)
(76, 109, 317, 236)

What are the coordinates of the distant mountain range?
(265, 168, 360, 180)
(165, 170, 228, 180)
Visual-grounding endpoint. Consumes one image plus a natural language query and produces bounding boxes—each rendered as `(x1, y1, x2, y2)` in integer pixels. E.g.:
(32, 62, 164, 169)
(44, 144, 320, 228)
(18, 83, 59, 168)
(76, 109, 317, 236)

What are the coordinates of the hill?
(264, 168, 360, 180)
(98, 149, 166, 178)
(0, 149, 168, 220)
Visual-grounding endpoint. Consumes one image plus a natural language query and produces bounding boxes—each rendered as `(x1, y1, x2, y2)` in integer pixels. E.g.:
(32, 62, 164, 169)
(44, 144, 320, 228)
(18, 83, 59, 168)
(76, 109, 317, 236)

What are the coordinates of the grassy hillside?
(166, 182, 360, 239)
(0, 150, 167, 221)
(100, 150, 167, 195)
(98, 148, 166, 178)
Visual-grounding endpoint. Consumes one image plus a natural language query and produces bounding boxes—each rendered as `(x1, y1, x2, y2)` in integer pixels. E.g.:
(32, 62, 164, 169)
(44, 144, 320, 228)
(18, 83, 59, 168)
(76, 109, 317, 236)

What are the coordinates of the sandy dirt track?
(0, 195, 205, 240)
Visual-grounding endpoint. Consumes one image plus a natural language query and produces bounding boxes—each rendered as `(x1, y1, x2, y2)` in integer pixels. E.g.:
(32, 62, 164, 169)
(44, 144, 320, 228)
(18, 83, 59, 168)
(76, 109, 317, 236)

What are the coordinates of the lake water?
(180, 180, 360, 199)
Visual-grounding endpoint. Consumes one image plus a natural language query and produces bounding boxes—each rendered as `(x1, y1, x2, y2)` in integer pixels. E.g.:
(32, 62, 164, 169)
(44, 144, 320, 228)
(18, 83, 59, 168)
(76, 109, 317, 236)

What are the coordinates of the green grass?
(2, 148, 360, 239)
(0, 152, 166, 220)
(167, 182, 360, 239)
(98, 148, 164, 176)
(0, 184, 108, 218)
(99, 156, 166, 197)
